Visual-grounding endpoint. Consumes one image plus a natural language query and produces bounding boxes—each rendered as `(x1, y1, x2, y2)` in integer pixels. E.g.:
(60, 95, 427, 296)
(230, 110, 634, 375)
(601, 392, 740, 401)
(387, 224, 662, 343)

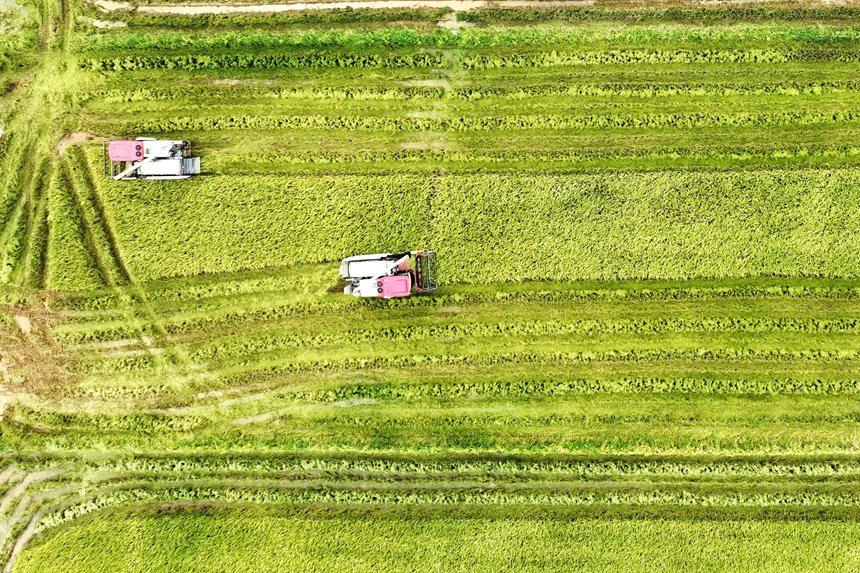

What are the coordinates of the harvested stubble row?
(3, 452, 860, 537)
(82, 49, 860, 74)
(118, 111, 860, 133)
(458, 7, 860, 22)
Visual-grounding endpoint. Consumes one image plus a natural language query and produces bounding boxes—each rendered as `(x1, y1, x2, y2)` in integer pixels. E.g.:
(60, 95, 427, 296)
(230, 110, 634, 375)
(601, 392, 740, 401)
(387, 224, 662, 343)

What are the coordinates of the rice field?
(2, 0, 860, 570)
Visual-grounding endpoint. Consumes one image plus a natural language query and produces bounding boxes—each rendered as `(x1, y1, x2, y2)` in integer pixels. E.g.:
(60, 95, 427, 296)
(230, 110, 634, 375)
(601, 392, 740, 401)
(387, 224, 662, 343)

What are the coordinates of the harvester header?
(103, 138, 201, 180)
(340, 251, 438, 298)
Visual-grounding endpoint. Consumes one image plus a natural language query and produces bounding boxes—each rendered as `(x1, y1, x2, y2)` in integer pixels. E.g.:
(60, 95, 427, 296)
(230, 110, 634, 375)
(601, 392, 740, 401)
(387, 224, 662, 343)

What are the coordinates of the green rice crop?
(93, 172, 427, 281)
(91, 168, 860, 283)
(17, 508, 860, 573)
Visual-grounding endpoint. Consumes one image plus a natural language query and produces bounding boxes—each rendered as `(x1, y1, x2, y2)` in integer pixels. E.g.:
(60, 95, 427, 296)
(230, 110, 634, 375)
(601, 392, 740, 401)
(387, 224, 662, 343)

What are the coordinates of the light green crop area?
(92, 168, 860, 283)
(16, 509, 860, 573)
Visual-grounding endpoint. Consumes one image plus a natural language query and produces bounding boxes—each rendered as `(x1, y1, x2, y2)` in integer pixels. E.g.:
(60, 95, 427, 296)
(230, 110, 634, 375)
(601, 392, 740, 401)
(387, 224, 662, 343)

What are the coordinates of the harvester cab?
(340, 251, 438, 298)
(103, 138, 201, 180)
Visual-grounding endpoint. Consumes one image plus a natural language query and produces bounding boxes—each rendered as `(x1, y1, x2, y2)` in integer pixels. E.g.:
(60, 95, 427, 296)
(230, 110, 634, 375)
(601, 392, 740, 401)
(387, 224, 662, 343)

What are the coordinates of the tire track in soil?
(57, 151, 213, 389)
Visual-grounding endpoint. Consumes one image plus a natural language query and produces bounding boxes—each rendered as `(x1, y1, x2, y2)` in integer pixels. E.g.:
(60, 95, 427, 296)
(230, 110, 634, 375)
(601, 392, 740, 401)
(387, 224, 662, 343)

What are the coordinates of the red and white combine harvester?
(340, 251, 438, 298)
(103, 138, 201, 180)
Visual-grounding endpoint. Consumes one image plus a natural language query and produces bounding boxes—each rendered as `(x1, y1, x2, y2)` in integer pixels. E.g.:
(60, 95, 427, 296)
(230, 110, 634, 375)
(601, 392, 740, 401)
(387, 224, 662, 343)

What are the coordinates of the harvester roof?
(108, 140, 144, 162)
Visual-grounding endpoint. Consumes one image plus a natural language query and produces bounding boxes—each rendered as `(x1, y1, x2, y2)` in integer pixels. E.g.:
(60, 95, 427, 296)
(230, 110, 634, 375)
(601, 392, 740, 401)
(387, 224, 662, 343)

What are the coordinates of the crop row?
(54, 286, 860, 344)
(212, 349, 860, 377)
(34, 481, 860, 533)
(76, 372, 860, 400)
(185, 318, 860, 363)
(108, 7, 453, 28)
(89, 80, 860, 106)
(84, 53, 445, 72)
(80, 28, 458, 52)
(76, 342, 860, 378)
(40, 454, 860, 479)
(82, 49, 860, 74)
(282, 376, 860, 401)
(13, 408, 206, 434)
(458, 6, 860, 22)
(121, 110, 860, 134)
(6, 455, 860, 508)
(0, 126, 52, 288)
(460, 49, 860, 69)
(77, 25, 860, 52)
(453, 80, 860, 100)
(54, 301, 342, 341)
(93, 86, 444, 104)
(83, 352, 157, 374)
(52, 276, 860, 318)
(214, 146, 860, 170)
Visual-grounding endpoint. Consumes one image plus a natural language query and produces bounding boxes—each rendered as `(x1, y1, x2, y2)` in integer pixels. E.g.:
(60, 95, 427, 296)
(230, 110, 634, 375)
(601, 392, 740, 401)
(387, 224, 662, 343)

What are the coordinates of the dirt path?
(2, 509, 43, 573)
(0, 468, 69, 515)
(95, 0, 860, 13)
(56, 131, 94, 157)
(96, 0, 595, 14)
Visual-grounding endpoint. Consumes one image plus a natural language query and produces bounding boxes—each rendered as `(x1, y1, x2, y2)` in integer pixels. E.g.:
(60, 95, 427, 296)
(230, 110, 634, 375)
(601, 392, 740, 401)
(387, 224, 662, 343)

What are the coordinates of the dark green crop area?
(4, 2, 860, 572)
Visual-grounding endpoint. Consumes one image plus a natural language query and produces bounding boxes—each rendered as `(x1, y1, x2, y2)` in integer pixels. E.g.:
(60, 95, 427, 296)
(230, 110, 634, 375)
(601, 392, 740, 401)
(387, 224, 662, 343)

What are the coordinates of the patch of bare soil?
(331, 398, 379, 407)
(0, 393, 11, 419)
(232, 411, 279, 424)
(212, 78, 274, 86)
(400, 141, 447, 149)
(305, 398, 380, 409)
(406, 110, 446, 118)
(76, 14, 127, 27)
(94, 0, 129, 10)
(437, 11, 475, 29)
(56, 131, 95, 157)
(67, 338, 140, 351)
(0, 301, 80, 398)
(12, 316, 29, 336)
(400, 79, 451, 90)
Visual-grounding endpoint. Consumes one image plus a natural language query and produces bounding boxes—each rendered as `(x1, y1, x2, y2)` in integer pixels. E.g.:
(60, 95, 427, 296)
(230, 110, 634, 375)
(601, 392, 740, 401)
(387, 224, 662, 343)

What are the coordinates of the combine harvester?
(103, 138, 201, 180)
(340, 251, 438, 298)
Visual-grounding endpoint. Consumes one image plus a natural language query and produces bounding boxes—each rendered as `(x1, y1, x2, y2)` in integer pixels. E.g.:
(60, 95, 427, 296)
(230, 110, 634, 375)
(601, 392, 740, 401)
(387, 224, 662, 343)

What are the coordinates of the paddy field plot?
(3, 1, 860, 571)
